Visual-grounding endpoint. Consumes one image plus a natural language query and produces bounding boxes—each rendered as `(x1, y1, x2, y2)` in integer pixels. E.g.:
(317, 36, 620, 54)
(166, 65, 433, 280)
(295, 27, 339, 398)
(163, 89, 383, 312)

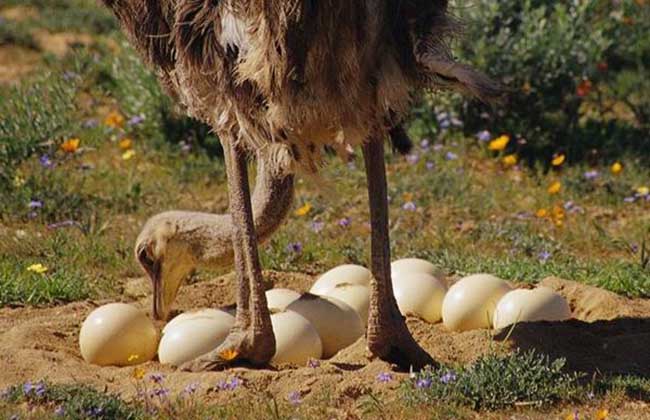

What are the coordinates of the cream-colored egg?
(391, 258, 442, 278)
(442, 274, 512, 331)
(79, 303, 158, 366)
(158, 309, 234, 366)
(266, 288, 301, 312)
(322, 284, 370, 327)
(286, 294, 364, 358)
(271, 311, 322, 365)
(493, 287, 572, 329)
(392, 272, 446, 323)
(310, 264, 372, 295)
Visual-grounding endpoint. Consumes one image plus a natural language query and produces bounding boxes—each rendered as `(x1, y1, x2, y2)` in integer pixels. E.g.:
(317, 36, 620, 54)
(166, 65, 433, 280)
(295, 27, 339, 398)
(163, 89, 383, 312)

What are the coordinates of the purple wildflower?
(476, 130, 491, 142)
(433, 143, 444, 152)
(310, 220, 325, 233)
(86, 407, 104, 417)
(307, 358, 320, 368)
(440, 371, 457, 384)
(406, 154, 419, 165)
(148, 373, 164, 384)
(33, 381, 46, 397)
(584, 170, 599, 180)
(151, 388, 170, 399)
(217, 377, 242, 391)
(515, 211, 533, 220)
(439, 119, 451, 129)
(22, 382, 33, 395)
(376, 372, 393, 383)
(631, 243, 640, 254)
(445, 151, 458, 161)
(420, 138, 430, 149)
(624, 196, 637, 203)
(39, 155, 54, 169)
(287, 390, 301, 405)
(338, 217, 351, 228)
(82, 119, 98, 128)
(62, 71, 77, 81)
(183, 382, 199, 395)
(450, 117, 463, 127)
(286, 242, 303, 254)
(54, 406, 65, 416)
(436, 112, 449, 122)
(402, 201, 417, 212)
(27, 211, 38, 219)
(426, 161, 435, 170)
(538, 250, 552, 263)
(29, 200, 43, 209)
(415, 377, 432, 389)
(127, 115, 145, 126)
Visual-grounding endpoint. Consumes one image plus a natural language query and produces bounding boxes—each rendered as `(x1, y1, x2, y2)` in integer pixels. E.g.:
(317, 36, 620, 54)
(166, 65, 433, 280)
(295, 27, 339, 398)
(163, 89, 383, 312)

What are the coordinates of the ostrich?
(104, 0, 498, 370)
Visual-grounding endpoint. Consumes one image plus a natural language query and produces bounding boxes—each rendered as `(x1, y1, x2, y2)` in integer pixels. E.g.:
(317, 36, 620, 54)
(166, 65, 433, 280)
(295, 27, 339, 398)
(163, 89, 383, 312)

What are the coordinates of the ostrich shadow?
(493, 317, 650, 378)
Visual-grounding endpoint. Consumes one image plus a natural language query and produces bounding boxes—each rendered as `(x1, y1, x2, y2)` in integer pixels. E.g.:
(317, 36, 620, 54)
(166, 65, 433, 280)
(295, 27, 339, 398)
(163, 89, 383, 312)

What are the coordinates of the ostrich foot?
(367, 311, 434, 371)
(180, 328, 275, 372)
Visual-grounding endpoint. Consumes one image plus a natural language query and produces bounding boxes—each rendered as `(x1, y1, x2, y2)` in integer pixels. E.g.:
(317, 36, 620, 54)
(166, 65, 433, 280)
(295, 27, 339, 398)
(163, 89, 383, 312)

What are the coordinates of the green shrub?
(403, 350, 582, 410)
(446, 0, 649, 164)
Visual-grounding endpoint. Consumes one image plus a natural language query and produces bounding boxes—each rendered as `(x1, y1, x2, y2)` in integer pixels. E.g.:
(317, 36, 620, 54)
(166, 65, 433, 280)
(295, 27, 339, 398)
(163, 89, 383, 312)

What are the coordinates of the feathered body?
(103, 0, 495, 172)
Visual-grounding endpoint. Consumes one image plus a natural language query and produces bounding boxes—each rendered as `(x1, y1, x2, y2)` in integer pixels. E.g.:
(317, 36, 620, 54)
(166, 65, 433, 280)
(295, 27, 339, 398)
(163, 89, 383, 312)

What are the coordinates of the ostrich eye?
(138, 248, 155, 271)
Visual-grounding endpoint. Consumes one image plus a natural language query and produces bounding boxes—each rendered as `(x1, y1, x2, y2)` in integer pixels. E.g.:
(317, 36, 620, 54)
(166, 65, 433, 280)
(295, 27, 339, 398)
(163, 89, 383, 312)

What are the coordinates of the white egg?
(391, 258, 442, 278)
(392, 272, 447, 323)
(271, 311, 322, 365)
(310, 264, 372, 295)
(79, 303, 158, 366)
(442, 274, 512, 331)
(266, 288, 301, 312)
(158, 309, 234, 366)
(493, 287, 572, 329)
(322, 284, 370, 327)
(286, 294, 364, 358)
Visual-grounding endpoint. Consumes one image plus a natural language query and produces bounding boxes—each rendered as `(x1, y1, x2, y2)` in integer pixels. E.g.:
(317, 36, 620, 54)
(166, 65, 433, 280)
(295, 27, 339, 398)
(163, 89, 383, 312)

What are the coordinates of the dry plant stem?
(363, 137, 434, 371)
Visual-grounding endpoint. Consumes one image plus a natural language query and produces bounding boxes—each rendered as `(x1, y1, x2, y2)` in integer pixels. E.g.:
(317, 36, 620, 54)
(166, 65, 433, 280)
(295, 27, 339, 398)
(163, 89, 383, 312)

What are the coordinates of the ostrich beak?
(137, 249, 167, 320)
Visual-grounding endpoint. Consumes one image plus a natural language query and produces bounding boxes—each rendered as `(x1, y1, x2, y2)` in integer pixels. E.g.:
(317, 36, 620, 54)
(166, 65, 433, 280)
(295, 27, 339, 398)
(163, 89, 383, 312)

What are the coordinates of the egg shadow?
(493, 317, 650, 377)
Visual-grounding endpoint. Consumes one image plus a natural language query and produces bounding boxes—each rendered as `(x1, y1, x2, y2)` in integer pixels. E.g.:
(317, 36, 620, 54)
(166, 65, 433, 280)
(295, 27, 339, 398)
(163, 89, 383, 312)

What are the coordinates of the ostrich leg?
(182, 136, 275, 371)
(363, 137, 433, 370)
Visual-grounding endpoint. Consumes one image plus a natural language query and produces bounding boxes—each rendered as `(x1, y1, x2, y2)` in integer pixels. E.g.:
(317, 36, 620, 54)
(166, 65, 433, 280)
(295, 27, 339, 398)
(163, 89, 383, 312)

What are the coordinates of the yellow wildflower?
(104, 111, 124, 128)
(119, 138, 133, 150)
(547, 181, 562, 195)
(294, 202, 312, 217)
(502, 154, 518, 167)
(132, 366, 145, 380)
(127, 354, 140, 362)
(611, 162, 623, 175)
(536, 209, 549, 218)
(219, 348, 239, 361)
(122, 150, 136, 161)
(13, 175, 26, 188)
(552, 206, 565, 220)
(488, 135, 510, 151)
(60, 138, 80, 154)
(27, 263, 48, 274)
(596, 408, 609, 420)
(551, 153, 566, 166)
(636, 186, 649, 196)
(403, 192, 414, 202)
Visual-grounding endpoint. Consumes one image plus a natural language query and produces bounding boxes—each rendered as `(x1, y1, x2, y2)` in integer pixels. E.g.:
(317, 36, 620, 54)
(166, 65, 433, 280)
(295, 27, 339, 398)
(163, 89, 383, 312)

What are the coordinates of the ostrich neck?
(175, 153, 294, 268)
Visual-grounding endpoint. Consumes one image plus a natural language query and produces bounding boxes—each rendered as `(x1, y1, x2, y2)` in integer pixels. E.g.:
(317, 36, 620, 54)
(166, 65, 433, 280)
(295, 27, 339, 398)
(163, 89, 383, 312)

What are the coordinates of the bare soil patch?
(0, 274, 649, 414)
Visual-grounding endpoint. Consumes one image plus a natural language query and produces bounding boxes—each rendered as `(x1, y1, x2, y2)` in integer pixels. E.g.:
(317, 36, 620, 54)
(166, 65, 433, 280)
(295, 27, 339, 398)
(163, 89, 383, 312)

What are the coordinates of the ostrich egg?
(79, 303, 158, 366)
(286, 294, 364, 358)
(266, 288, 301, 312)
(442, 274, 512, 331)
(310, 264, 372, 295)
(493, 287, 572, 329)
(271, 311, 322, 365)
(158, 309, 234, 366)
(392, 272, 447, 323)
(322, 284, 370, 327)
(391, 258, 442, 278)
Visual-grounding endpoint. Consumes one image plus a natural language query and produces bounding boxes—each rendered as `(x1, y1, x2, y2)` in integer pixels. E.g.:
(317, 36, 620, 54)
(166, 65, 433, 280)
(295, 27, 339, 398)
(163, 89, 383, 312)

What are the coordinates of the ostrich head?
(135, 212, 199, 321)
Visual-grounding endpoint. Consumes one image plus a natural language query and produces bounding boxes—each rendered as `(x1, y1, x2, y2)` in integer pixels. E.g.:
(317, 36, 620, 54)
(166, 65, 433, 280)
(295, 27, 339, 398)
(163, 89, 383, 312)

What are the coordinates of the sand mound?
(0, 273, 648, 409)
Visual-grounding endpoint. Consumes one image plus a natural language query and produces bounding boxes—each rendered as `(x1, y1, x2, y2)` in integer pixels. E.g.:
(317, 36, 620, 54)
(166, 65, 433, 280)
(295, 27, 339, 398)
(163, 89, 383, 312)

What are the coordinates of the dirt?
(0, 274, 649, 415)
(0, 45, 40, 85)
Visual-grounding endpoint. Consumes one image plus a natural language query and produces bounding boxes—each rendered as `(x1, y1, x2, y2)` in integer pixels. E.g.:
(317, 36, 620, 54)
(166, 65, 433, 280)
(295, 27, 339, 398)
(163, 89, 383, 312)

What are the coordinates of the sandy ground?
(1, 273, 649, 415)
